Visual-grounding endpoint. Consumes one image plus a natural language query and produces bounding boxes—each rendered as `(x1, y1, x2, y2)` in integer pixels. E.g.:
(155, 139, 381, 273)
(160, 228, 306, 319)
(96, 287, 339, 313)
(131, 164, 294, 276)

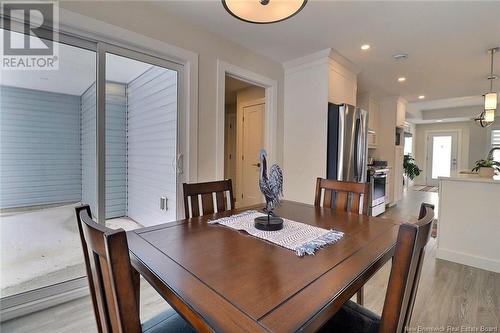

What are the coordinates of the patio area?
(0, 204, 140, 297)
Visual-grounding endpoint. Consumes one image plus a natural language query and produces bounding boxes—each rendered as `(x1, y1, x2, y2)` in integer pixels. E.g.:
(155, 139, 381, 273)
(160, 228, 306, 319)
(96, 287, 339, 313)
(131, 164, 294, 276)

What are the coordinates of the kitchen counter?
(437, 173, 500, 273)
(439, 172, 500, 183)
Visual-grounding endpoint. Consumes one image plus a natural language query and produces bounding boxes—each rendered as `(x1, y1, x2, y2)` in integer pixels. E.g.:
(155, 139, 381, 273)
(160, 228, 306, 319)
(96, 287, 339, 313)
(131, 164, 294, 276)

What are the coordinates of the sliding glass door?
(0, 28, 97, 299)
(0, 27, 185, 318)
(103, 47, 182, 229)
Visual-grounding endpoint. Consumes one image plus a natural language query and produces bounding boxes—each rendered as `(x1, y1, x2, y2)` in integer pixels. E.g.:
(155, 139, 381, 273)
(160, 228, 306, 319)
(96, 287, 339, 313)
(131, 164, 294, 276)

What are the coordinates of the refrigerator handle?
(358, 111, 368, 183)
(353, 118, 360, 181)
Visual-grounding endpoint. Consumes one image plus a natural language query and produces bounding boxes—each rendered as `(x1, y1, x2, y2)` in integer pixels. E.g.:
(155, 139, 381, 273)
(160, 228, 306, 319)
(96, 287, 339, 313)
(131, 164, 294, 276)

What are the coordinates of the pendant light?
(222, 0, 307, 24)
(475, 47, 498, 128)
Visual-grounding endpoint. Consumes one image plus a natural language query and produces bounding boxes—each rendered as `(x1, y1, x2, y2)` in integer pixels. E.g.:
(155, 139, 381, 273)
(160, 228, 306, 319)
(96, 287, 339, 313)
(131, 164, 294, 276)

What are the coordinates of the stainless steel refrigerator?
(327, 103, 369, 183)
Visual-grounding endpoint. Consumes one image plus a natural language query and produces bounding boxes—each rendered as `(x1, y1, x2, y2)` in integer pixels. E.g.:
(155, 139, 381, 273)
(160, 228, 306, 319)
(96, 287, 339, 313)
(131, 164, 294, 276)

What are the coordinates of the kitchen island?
(437, 173, 500, 273)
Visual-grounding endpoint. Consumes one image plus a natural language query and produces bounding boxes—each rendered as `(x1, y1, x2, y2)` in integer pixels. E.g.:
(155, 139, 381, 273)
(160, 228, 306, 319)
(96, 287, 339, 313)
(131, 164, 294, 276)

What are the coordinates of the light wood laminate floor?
(2, 189, 499, 332)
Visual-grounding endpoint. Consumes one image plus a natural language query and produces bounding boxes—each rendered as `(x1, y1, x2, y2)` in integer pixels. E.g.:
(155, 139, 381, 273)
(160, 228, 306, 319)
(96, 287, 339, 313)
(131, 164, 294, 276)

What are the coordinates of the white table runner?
(208, 210, 344, 256)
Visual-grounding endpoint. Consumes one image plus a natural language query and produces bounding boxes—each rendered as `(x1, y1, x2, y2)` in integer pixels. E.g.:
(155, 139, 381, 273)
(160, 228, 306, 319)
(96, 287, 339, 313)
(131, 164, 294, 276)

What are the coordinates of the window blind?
(492, 129, 500, 147)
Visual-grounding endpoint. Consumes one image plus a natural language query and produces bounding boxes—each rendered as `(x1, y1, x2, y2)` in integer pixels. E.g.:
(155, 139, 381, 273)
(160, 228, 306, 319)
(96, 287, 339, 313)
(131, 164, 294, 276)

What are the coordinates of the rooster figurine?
(255, 149, 284, 231)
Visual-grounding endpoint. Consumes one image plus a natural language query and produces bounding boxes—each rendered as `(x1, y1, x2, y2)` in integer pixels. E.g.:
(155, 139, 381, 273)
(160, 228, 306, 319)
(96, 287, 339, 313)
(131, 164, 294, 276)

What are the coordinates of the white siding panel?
(80, 82, 127, 218)
(80, 84, 97, 213)
(127, 67, 177, 226)
(0, 86, 81, 208)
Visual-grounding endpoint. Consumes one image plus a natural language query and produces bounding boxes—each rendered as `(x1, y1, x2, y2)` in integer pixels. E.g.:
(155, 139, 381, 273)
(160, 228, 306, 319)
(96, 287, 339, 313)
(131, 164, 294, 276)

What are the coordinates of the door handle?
(176, 153, 184, 175)
(252, 163, 261, 167)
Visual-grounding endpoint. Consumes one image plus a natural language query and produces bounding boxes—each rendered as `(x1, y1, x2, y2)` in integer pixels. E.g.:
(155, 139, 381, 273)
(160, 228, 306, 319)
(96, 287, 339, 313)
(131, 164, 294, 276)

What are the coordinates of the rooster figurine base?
(254, 214, 284, 231)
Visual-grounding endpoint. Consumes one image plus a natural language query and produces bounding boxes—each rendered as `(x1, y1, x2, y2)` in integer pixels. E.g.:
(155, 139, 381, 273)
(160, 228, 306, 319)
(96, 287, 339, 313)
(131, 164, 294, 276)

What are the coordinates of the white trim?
(58, 9, 199, 184)
(436, 248, 500, 274)
(0, 278, 89, 322)
(216, 60, 278, 180)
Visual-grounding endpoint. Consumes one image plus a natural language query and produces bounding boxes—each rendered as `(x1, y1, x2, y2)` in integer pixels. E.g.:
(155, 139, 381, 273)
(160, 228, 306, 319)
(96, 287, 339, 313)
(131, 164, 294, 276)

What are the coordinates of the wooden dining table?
(127, 200, 400, 333)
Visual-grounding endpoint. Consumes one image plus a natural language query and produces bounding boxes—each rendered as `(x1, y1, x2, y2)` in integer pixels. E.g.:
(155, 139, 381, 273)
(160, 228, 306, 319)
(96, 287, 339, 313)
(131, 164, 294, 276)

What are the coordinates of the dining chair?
(314, 178, 370, 215)
(183, 179, 235, 218)
(314, 177, 370, 304)
(75, 205, 195, 333)
(319, 203, 435, 333)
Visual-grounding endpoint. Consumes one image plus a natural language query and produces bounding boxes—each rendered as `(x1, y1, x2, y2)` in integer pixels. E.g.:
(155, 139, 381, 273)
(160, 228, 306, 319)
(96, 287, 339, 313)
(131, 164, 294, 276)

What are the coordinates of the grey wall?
(127, 67, 177, 226)
(80, 82, 127, 218)
(0, 86, 81, 208)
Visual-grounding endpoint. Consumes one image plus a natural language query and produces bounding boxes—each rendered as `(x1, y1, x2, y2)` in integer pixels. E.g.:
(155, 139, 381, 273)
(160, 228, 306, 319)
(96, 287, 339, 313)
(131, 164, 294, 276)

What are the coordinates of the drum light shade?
(222, 0, 307, 24)
(484, 92, 497, 110)
(484, 109, 495, 122)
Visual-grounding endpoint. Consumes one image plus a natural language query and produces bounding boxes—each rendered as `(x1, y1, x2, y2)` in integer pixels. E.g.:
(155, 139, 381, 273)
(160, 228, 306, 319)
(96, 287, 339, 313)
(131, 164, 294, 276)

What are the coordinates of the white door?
(426, 132, 458, 186)
(241, 103, 265, 207)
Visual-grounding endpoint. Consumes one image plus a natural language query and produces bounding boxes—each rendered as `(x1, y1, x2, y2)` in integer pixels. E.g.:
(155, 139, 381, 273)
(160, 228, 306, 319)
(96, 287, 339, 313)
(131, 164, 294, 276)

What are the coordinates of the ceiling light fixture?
(221, 0, 307, 24)
(475, 47, 498, 128)
(393, 53, 408, 61)
(361, 44, 370, 51)
(398, 77, 406, 82)
(436, 120, 443, 123)
(418, 95, 426, 100)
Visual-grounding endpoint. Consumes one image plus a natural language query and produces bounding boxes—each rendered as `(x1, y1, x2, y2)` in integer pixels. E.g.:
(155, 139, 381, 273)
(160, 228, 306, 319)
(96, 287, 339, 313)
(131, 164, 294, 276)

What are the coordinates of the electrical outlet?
(160, 197, 168, 211)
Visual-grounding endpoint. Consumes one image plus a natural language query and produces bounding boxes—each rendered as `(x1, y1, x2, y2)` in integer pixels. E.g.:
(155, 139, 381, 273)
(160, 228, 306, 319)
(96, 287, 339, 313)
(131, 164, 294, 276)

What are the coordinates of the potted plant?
(403, 154, 422, 185)
(472, 158, 500, 178)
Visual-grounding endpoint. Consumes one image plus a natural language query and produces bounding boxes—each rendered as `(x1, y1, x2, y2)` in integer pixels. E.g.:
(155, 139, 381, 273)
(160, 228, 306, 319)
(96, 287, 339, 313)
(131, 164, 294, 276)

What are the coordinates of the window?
(404, 134, 413, 155)
(492, 129, 500, 162)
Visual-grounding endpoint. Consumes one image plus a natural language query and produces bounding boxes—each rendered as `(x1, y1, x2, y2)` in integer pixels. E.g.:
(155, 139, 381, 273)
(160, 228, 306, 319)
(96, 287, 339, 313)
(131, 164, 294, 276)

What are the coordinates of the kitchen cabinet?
(357, 93, 379, 148)
(329, 64, 357, 106)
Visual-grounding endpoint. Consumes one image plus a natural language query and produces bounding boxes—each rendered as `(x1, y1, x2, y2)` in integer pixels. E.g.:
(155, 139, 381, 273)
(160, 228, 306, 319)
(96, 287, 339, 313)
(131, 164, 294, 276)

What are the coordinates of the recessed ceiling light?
(418, 95, 426, 100)
(436, 120, 443, 123)
(361, 44, 370, 51)
(398, 77, 406, 82)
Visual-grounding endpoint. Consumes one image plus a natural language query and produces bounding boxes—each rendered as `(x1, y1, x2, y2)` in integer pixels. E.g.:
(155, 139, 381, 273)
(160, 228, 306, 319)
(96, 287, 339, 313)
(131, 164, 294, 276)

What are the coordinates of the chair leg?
(356, 286, 364, 306)
(132, 267, 141, 311)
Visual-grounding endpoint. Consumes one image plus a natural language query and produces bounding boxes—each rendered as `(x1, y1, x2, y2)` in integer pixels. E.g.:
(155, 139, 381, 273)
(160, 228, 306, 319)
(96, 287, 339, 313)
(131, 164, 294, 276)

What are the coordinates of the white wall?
(283, 60, 329, 204)
(60, 2, 285, 182)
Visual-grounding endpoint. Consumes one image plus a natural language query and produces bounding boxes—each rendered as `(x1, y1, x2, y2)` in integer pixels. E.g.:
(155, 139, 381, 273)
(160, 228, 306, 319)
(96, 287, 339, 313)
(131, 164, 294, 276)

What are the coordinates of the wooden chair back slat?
(183, 180, 234, 218)
(75, 205, 142, 333)
(201, 193, 215, 215)
(216, 191, 226, 212)
(314, 178, 369, 215)
(335, 191, 348, 211)
(379, 203, 435, 333)
(323, 189, 333, 208)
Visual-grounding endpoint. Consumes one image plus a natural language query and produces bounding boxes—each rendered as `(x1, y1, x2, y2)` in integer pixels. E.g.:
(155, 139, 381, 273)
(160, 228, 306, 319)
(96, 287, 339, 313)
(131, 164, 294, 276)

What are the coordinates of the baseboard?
(0, 277, 89, 322)
(436, 248, 500, 273)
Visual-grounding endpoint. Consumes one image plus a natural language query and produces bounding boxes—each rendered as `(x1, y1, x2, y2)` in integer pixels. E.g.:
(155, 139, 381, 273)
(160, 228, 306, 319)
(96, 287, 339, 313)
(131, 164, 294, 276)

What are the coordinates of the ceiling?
(225, 75, 255, 104)
(151, 1, 500, 108)
(1, 29, 153, 95)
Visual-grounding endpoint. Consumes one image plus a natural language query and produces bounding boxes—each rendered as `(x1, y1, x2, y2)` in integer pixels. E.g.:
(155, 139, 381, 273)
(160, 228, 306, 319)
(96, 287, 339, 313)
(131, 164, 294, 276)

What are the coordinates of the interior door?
(426, 132, 458, 186)
(241, 103, 265, 207)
